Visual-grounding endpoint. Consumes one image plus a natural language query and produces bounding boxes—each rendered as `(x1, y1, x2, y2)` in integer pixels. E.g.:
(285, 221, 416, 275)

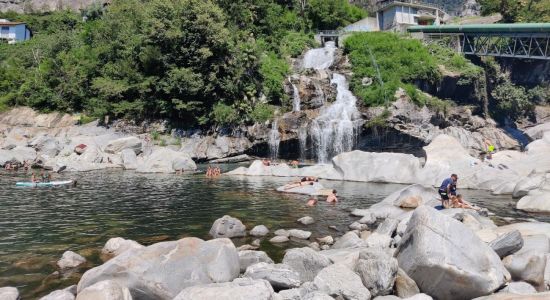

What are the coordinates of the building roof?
(0, 19, 26, 26)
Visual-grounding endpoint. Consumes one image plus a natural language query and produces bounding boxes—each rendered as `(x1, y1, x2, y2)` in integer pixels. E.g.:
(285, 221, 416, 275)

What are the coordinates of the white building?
(375, 0, 448, 32)
(0, 19, 32, 44)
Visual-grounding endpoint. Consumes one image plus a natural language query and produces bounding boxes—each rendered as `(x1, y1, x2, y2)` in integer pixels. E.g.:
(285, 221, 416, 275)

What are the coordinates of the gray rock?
(209, 215, 247, 238)
(104, 137, 141, 154)
(351, 209, 370, 217)
(349, 222, 369, 231)
(250, 225, 270, 237)
(489, 230, 524, 258)
(136, 148, 196, 173)
(473, 292, 550, 299)
(396, 206, 510, 300)
(64, 285, 77, 296)
(237, 244, 258, 251)
(173, 278, 277, 300)
(365, 232, 392, 248)
(0, 287, 19, 300)
(316, 236, 334, 245)
(545, 254, 550, 291)
(238, 250, 274, 273)
(502, 234, 549, 290)
(405, 294, 433, 300)
(76, 280, 132, 300)
(313, 264, 371, 300)
(40, 289, 75, 300)
(373, 296, 400, 300)
(57, 251, 86, 269)
(498, 281, 537, 295)
(332, 232, 367, 249)
(101, 237, 143, 257)
(30, 135, 61, 157)
(209, 154, 253, 164)
(120, 149, 137, 170)
(356, 258, 398, 297)
(252, 239, 261, 247)
(274, 229, 290, 237)
(392, 235, 402, 247)
(298, 216, 315, 225)
(288, 229, 312, 240)
(513, 176, 544, 198)
(278, 288, 305, 300)
(358, 213, 376, 225)
(375, 218, 400, 236)
(395, 268, 420, 298)
(283, 247, 332, 282)
(303, 292, 334, 300)
(270, 236, 289, 243)
(244, 262, 301, 290)
(78, 238, 239, 299)
(309, 242, 321, 251)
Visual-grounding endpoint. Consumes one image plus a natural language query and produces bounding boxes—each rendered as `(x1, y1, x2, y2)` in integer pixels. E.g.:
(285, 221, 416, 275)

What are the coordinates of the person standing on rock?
(438, 174, 458, 208)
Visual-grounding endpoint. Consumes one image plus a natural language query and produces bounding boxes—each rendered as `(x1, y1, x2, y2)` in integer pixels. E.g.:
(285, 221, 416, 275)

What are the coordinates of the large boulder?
(136, 148, 196, 173)
(104, 137, 142, 154)
(331, 232, 367, 249)
(238, 250, 274, 273)
(396, 206, 510, 300)
(250, 225, 269, 237)
(77, 238, 240, 299)
(395, 268, 420, 298)
(282, 247, 332, 282)
(30, 135, 61, 157)
(502, 235, 549, 291)
(0, 287, 19, 300)
(0, 146, 36, 166)
(101, 237, 143, 257)
(76, 280, 132, 300)
(288, 229, 312, 240)
(516, 189, 550, 213)
(489, 230, 524, 258)
(57, 251, 86, 269)
(355, 257, 398, 297)
(209, 215, 247, 238)
(40, 289, 75, 300)
(244, 262, 301, 290)
(332, 150, 422, 184)
(173, 278, 277, 300)
(120, 149, 138, 170)
(313, 264, 371, 300)
(498, 282, 537, 295)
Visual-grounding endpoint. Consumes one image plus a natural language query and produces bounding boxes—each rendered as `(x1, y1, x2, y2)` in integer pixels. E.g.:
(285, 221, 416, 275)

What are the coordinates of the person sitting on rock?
(438, 174, 458, 208)
(291, 160, 299, 168)
(450, 194, 480, 210)
(31, 172, 38, 183)
(262, 159, 271, 166)
(326, 190, 338, 203)
(307, 196, 318, 206)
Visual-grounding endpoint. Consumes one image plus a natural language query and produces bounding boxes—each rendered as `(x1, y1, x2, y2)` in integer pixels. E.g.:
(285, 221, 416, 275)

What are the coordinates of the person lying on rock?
(450, 194, 480, 210)
(283, 178, 315, 190)
(438, 174, 458, 208)
(326, 190, 338, 203)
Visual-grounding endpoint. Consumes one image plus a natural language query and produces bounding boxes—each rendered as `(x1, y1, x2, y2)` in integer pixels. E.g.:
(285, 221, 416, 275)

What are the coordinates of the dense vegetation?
(0, 0, 365, 126)
(479, 0, 550, 22)
(344, 32, 482, 107)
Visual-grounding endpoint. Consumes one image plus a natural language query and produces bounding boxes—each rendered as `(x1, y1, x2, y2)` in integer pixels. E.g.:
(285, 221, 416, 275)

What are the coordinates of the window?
(1, 26, 9, 35)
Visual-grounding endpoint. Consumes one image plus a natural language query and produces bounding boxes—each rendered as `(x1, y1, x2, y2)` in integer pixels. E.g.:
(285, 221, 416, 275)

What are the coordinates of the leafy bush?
(344, 32, 441, 106)
(259, 52, 290, 102)
(306, 0, 366, 29)
(212, 103, 239, 125)
(528, 85, 549, 105)
(491, 82, 534, 120)
(279, 31, 317, 58)
(250, 103, 275, 123)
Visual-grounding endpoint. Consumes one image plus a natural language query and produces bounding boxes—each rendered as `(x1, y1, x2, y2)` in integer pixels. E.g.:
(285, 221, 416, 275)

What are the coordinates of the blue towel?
(434, 205, 445, 211)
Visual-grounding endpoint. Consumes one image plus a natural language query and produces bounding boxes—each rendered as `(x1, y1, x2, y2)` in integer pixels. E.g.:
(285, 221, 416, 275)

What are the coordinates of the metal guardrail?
(375, 0, 445, 12)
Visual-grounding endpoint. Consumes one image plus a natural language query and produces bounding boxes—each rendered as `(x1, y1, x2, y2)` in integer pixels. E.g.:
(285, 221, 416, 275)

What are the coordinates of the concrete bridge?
(408, 23, 550, 60)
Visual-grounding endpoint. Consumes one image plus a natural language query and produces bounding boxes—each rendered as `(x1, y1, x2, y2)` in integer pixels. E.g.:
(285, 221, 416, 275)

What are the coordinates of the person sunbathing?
(450, 195, 480, 210)
(283, 178, 315, 190)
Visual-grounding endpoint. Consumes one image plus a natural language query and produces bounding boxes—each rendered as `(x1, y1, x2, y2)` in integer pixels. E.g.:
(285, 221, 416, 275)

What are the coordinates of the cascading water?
(311, 73, 361, 163)
(298, 125, 308, 160)
(302, 41, 337, 70)
(289, 77, 301, 112)
(268, 119, 281, 160)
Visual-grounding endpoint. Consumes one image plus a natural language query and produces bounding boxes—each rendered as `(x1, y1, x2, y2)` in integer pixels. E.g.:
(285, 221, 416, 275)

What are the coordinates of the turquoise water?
(0, 166, 547, 298)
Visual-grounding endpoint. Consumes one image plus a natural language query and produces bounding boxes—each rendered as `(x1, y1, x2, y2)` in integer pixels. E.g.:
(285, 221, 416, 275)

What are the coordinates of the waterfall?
(268, 119, 280, 160)
(311, 73, 361, 163)
(302, 41, 337, 70)
(298, 125, 308, 160)
(289, 77, 301, 112)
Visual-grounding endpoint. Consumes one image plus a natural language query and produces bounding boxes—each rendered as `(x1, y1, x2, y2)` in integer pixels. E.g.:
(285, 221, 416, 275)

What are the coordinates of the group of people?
(206, 166, 221, 178)
(282, 176, 318, 190)
(31, 170, 52, 183)
(438, 174, 480, 210)
(306, 189, 338, 206)
(3, 160, 30, 171)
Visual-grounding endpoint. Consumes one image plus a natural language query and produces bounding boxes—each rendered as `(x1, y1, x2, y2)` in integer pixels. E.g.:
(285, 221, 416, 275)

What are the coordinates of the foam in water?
(298, 125, 308, 160)
(268, 119, 281, 159)
(302, 41, 337, 70)
(289, 77, 301, 112)
(311, 73, 361, 163)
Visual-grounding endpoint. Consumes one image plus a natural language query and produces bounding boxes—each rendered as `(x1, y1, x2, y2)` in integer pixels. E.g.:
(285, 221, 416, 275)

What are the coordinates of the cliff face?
(0, 0, 98, 13)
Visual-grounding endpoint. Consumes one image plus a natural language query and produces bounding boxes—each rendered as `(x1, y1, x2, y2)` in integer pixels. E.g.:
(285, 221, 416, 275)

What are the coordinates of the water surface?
(0, 166, 548, 298)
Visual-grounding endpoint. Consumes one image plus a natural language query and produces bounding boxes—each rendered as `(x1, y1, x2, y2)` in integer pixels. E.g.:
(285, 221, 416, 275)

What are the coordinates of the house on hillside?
(0, 19, 32, 44)
(375, 0, 448, 32)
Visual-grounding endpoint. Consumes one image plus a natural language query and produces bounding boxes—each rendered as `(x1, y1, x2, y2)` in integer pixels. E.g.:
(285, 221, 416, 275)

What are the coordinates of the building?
(0, 19, 32, 44)
(375, 0, 448, 32)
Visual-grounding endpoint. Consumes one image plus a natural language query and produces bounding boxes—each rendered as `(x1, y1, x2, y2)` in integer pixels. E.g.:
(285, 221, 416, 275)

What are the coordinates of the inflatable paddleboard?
(16, 180, 74, 187)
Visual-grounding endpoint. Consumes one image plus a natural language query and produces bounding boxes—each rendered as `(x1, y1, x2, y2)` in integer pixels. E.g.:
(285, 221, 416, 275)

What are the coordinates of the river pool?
(1, 165, 548, 298)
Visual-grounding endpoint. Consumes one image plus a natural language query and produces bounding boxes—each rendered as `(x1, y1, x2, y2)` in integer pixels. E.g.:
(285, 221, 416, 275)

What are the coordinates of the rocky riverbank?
(2, 183, 550, 300)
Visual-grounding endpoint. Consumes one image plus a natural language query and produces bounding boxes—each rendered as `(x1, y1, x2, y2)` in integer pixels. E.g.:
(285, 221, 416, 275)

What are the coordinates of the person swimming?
(307, 196, 318, 206)
(326, 190, 338, 203)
